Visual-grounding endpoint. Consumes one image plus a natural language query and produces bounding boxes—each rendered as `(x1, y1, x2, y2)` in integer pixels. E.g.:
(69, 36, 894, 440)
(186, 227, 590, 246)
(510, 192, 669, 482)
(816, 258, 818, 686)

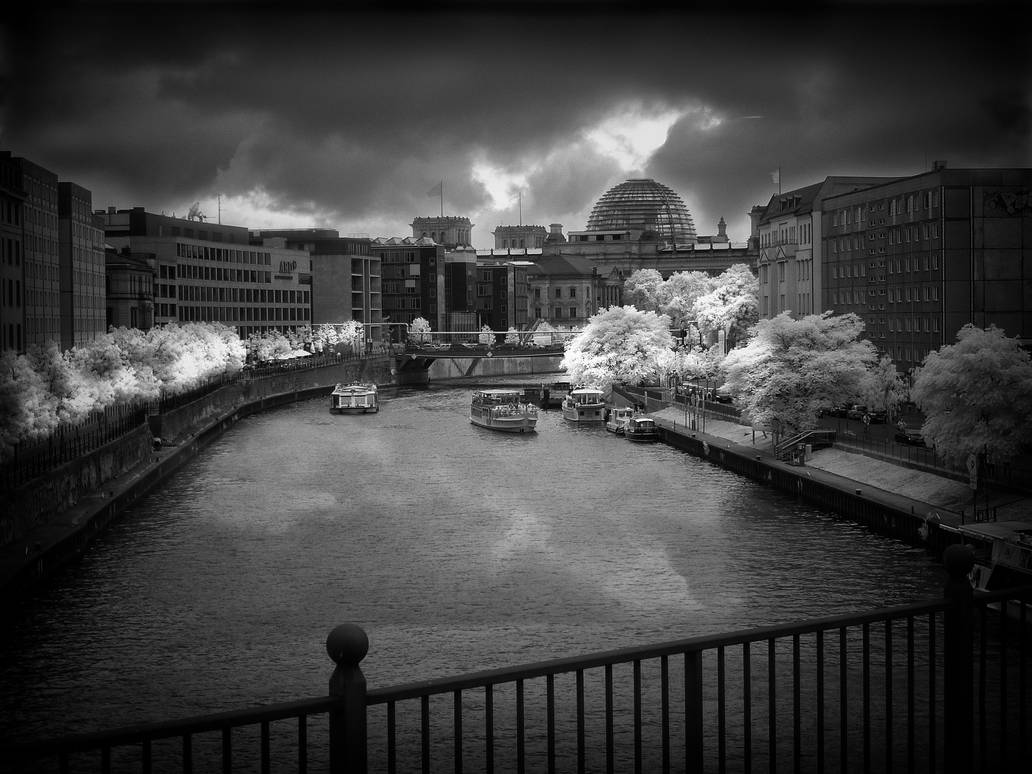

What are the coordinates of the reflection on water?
(0, 380, 944, 744)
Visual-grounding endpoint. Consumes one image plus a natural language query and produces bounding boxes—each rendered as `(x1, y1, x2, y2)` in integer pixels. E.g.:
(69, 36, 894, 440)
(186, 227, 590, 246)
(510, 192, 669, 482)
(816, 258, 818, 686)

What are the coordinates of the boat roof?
(474, 388, 523, 395)
(956, 520, 1032, 541)
(333, 382, 376, 391)
(570, 386, 604, 394)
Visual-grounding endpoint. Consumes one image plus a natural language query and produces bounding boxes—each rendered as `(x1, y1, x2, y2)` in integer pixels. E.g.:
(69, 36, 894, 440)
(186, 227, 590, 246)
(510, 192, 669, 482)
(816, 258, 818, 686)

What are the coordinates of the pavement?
(648, 407, 1032, 528)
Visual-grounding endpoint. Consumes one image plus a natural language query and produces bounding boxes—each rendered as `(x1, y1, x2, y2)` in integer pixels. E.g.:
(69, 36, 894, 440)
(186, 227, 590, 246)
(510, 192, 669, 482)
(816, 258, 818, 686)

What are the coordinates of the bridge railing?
(4, 546, 1030, 773)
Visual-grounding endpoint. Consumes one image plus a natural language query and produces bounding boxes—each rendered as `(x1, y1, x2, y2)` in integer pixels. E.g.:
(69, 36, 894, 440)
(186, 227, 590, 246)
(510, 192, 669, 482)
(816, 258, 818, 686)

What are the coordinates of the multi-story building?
(254, 229, 382, 342)
(525, 255, 623, 327)
(822, 164, 1032, 373)
(0, 152, 25, 352)
(371, 236, 445, 333)
(105, 246, 155, 331)
(7, 155, 61, 349)
(472, 258, 532, 334)
(411, 216, 474, 249)
(58, 182, 106, 349)
(99, 207, 314, 339)
(755, 176, 898, 319)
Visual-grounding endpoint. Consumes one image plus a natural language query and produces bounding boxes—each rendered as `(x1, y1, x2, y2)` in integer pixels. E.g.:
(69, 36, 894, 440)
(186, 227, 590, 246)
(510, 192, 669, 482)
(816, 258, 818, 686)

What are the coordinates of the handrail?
(366, 596, 952, 704)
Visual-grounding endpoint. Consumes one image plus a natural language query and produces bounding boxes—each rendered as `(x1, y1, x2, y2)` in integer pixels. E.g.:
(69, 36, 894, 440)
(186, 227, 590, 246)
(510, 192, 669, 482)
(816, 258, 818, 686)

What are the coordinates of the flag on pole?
(427, 181, 443, 198)
(770, 168, 780, 185)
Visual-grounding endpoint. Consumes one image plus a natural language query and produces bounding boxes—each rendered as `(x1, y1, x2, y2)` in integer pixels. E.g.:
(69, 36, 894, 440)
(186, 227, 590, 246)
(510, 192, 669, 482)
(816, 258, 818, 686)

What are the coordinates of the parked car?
(894, 426, 925, 446)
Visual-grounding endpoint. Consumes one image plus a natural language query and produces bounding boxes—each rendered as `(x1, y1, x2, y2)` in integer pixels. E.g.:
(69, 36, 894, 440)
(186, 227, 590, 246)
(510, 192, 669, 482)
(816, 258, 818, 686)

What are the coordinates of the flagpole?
(778, 166, 782, 195)
(440, 180, 444, 217)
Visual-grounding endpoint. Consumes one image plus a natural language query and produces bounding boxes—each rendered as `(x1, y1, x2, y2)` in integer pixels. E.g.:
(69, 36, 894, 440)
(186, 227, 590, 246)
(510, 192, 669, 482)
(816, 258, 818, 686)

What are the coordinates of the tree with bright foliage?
(721, 312, 877, 446)
(560, 306, 674, 389)
(409, 317, 432, 344)
(858, 355, 908, 421)
(910, 324, 1032, 470)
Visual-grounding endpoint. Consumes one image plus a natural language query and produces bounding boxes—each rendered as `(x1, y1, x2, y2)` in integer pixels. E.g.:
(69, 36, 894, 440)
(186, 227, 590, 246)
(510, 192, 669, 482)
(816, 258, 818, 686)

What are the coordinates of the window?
(569, 287, 576, 298)
(554, 288, 561, 299)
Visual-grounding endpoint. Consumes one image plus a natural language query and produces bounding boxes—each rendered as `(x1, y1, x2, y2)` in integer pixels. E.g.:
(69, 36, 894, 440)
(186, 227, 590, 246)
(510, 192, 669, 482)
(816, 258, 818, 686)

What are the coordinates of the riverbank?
(648, 406, 1032, 539)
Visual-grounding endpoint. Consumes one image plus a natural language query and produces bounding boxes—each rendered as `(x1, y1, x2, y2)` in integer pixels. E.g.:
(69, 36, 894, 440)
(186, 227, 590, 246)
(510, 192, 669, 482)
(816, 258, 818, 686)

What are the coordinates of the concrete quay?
(646, 405, 1032, 552)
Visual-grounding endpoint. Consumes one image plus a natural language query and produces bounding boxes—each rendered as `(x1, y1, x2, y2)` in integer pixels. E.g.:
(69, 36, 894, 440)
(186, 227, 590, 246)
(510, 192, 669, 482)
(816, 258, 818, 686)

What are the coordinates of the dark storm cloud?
(2, 2, 1029, 241)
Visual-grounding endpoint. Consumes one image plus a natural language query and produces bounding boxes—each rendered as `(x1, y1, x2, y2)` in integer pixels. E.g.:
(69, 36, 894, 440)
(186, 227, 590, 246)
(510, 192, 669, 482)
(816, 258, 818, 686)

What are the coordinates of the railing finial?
(326, 623, 369, 667)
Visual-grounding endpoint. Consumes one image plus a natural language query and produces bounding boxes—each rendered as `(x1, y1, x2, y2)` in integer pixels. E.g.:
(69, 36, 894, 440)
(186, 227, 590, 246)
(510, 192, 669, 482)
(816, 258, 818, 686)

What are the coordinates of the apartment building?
(822, 165, 1032, 373)
(0, 153, 25, 352)
(371, 236, 445, 332)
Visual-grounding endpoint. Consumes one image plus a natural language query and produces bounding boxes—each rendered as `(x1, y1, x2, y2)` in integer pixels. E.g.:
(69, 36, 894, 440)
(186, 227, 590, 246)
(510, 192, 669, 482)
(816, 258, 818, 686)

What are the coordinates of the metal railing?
(4, 545, 1030, 773)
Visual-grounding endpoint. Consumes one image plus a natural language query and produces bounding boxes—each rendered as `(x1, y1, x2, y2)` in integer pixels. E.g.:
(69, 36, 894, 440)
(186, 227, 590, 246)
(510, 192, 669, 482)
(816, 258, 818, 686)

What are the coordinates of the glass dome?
(585, 179, 696, 243)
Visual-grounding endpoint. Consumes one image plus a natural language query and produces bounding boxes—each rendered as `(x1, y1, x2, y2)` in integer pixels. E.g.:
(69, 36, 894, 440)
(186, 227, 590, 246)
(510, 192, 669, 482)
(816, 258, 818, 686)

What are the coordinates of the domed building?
(584, 178, 697, 245)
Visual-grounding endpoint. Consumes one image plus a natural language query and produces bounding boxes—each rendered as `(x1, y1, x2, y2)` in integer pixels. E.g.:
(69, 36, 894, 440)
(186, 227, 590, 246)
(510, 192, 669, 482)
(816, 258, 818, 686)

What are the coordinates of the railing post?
(942, 543, 974, 774)
(327, 623, 369, 774)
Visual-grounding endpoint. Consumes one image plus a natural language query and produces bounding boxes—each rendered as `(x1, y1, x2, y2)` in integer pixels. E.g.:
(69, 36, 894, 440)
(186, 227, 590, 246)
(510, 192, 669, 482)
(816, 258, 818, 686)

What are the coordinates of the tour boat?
(469, 389, 538, 433)
(605, 406, 635, 435)
(561, 386, 607, 424)
(329, 382, 379, 414)
(624, 415, 660, 443)
(957, 520, 1032, 622)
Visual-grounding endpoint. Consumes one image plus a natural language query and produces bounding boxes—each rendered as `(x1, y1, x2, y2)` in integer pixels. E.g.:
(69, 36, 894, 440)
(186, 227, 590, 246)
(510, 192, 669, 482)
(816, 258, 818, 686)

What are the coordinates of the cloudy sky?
(3, 2, 1029, 248)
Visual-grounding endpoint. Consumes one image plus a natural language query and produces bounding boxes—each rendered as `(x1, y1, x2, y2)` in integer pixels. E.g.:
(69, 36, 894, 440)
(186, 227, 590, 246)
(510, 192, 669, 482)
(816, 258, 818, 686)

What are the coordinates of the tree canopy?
(560, 305, 674, 389)
(623, 264, 758, 349)
(911, 324, 1032, 468)
(721, 312, 876, 442)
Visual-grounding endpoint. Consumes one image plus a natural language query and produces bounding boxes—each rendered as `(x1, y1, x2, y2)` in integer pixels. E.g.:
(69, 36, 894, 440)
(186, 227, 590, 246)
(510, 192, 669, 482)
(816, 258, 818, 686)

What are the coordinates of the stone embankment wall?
(2, 358, 392, 552)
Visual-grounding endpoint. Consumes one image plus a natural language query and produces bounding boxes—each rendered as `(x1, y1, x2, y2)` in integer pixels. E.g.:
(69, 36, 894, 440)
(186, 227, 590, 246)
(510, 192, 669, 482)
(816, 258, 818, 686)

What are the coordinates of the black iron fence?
(0, 401, 150, 492)
(4, 546, 1029, 773)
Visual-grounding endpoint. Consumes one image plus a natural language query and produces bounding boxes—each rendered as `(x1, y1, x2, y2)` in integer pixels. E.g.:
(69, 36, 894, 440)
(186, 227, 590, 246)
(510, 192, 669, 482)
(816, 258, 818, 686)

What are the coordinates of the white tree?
(911, 324, 1032, 470)
(693, 264, 759, 351)
(560, 306, 674, 389)
(504, 327, 520, 345)
(478, 324, 494, 345)
(858, 355, 908, 420)
(721, 312, 876, 446)
(409, 317, 432, 344)
(622, 268, 664, 310)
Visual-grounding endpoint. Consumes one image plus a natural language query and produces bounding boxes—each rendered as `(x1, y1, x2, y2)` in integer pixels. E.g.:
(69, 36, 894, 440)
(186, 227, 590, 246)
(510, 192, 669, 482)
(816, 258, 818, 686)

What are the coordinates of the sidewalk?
(649, 407, 1032, 528)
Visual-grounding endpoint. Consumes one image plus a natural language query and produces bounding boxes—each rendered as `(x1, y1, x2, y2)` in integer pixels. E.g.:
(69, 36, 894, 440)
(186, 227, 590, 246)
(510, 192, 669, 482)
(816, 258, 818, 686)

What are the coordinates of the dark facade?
(371, 237, 445, 332)
(473, 259, 531, 334)
(0, 152, 25, 352)
(58, 183, 106, 349)
(822, 166, 1032, 373)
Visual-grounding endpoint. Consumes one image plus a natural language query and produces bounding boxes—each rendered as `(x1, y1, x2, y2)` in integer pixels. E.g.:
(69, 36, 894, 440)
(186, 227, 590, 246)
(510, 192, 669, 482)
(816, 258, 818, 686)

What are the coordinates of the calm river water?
(0, 378, 946, 749)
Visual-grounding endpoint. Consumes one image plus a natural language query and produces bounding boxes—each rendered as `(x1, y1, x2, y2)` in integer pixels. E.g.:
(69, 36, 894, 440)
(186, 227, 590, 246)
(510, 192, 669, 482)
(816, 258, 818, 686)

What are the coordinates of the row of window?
(176, 242, 273, 265)
(831, 190, 939, 227)
(170, 305, 312, 323)
(832, 284, 940, 305)
(169, 285, 311, 305)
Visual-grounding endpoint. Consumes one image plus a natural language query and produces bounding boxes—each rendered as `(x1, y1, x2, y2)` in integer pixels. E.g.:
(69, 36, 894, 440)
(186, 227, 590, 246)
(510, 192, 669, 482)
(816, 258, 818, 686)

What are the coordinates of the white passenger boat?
(605, 406, 635, 435)
(469, 389, 538, 433)
(329, 383, 379, 414)
(561, 387, 607, 423)
(625, 415, 660, 443)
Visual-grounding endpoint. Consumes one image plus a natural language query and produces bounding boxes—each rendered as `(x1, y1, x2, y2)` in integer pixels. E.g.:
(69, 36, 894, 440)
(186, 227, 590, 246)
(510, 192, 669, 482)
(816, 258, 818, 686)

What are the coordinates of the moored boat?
(957, 520, 1032, 622)
(470, 389, 538, 433)
(561, 386, 607, 423)
(624, 415, 660, 443)
(605, 406, 635, 434)
(329, 383, 379, 414)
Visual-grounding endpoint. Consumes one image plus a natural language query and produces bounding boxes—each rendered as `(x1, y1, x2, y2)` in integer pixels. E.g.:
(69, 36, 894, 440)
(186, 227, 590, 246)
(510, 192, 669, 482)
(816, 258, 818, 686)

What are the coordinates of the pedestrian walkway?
(649, 407, 1032, 528)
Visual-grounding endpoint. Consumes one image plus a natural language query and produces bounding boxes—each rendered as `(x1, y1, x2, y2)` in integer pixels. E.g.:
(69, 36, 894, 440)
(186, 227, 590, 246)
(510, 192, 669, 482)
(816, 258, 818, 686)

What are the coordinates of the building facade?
(0, 152, 25, 352)
(255, 229, 383, 342)
(58, 182, 106, 349)
(472, 258, 532, 334)
(411, 216, 473, 250)
(105, 247, 155, 331)
(525, 255, 623, 327)
(99, 207, 314, 339)
(821, 165, 1032, 373)
(11, 156, 61, 349)
(492, 225, 546, 250)
(755, 176, 897, 319)
(371, 236, 445, 333)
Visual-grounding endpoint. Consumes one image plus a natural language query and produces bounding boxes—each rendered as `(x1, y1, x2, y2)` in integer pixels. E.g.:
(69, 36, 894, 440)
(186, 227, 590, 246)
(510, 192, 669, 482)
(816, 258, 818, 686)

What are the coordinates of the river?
(0, 378, 945, 747)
